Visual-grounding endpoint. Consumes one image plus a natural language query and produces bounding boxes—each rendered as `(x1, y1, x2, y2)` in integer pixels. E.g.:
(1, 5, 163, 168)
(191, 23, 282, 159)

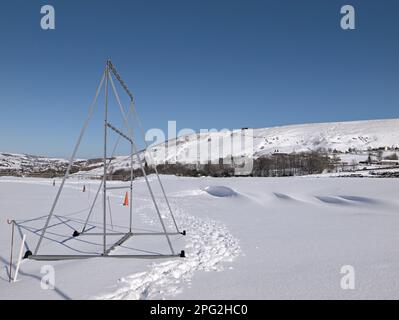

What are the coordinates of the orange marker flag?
(123, 192, 129, 206)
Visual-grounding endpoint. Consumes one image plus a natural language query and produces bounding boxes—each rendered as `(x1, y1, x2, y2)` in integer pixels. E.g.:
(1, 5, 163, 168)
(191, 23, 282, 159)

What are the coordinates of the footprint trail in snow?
(96, 201, 241, 300)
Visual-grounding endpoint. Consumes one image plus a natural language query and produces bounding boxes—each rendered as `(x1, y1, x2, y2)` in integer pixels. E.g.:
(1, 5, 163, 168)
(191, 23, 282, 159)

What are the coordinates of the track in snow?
(96, 201, 241, 300)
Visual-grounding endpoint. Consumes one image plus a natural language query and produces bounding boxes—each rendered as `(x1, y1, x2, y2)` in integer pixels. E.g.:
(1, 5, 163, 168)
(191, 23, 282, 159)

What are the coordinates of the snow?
(1, 175, 399, 299)
(144, 118, 399, 164)
(0, 153, 69, 173)
(65, 118, 399, 175)
(305, 166, 399, 178)
(203, 186, 237, 198)
(2, 118, 399, 177)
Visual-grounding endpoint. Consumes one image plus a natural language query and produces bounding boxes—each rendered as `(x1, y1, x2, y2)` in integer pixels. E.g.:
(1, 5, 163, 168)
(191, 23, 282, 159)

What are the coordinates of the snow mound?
(273, 192, 295, 201)
(338, 195, 380, 205)
(315, 196, 353, 205)
(203, 186, 237, 197)
(315, 195, 382, 206)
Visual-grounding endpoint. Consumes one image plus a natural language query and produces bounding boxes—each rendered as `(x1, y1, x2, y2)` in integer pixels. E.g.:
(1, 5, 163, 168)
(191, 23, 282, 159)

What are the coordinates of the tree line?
(111, 150, 332, 179)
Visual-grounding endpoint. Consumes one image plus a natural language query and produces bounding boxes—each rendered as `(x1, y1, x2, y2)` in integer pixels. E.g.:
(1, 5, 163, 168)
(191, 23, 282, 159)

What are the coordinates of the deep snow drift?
(1, 175, 399, 299)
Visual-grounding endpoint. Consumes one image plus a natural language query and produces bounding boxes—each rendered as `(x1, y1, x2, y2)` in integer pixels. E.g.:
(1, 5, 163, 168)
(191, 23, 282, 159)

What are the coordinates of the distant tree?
(384, 153, 398, 160)
(350, 159, 357, 171)
(367, 153, 372, 164)
(377, 150, 383, 162)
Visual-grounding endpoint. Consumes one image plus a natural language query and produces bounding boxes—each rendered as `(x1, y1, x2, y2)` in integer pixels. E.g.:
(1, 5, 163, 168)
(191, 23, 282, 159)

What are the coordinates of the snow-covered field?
(1, 175, 399, 299)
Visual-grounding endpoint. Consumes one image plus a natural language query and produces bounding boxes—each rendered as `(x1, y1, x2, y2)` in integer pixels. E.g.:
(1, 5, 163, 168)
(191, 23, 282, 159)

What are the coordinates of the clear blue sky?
(0, 0, 398, 158)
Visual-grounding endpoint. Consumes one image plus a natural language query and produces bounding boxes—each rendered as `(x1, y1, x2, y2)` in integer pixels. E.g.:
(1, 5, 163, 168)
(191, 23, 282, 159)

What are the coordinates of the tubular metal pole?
(81, 138, 124, 233)
(28, 254, 182, 261)
(132, 139, 175, 255)
(34, 70, 105, 255)
(103, 64, 109, 255)
(130, 102, 181, 233)
(129, 142, 133, 233)
(80, 104, 134, 234)
(81, 181, 102, 233)
(107, 196, 114, 230)
(108, 72, 175, 254)
(13, 234, 26, 282)
(9, 220, 14, 282)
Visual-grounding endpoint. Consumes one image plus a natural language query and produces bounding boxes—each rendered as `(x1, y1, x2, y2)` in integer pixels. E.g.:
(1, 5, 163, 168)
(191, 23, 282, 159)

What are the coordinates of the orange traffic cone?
(123, 192, 129, 206)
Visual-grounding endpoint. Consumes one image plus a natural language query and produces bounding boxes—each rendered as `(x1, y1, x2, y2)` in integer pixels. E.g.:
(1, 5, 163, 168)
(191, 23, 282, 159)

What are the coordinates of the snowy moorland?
(82, 118, 399, 176)
(145, 118, 399, 164)
(0, 153, 69, 176)
(2, 118, 399, 177)
(1, 175, 399, 299)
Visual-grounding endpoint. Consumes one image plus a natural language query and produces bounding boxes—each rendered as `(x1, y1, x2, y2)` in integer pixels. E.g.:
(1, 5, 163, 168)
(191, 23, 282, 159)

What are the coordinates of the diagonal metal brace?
(107, 59, 134, 102)
(106, 122, 133, 144)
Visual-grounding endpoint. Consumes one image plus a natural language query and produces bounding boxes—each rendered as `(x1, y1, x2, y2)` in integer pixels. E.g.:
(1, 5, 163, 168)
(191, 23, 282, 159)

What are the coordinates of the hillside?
(2, 118, 399, 177)
(147, 118, 399, 163)
(81, 118, 399, 177)
(0, 153, 70, 177)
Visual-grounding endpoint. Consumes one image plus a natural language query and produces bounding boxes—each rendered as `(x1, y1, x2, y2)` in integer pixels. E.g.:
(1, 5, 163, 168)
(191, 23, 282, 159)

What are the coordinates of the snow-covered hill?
(81, 118, 399, 175)
(148, 118, 399, 163)
(2, 118, 399, 177)
(0, 153, 70, 177)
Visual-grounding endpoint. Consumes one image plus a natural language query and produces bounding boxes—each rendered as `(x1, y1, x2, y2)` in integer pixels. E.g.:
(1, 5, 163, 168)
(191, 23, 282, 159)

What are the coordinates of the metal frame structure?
(25, 60, 185, 261)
